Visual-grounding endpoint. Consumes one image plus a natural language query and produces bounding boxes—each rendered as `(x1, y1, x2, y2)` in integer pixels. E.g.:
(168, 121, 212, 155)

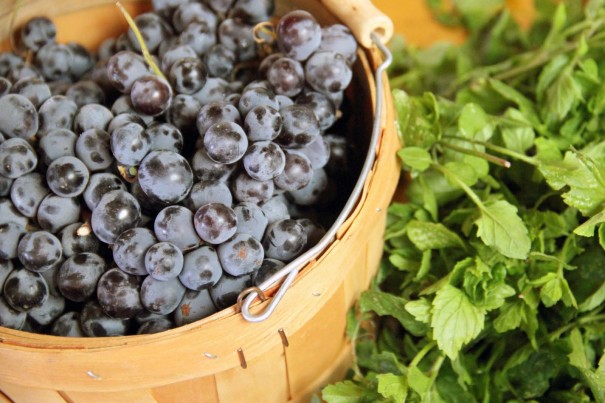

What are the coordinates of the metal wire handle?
(240, 32, 393, 323)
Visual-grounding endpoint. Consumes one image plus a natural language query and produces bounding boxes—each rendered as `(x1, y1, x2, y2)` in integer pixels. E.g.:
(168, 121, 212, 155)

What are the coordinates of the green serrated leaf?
(431, 285, 486, 359)
(408, 366, 432, 396)
(542, 72, 582, 124)
(500, 109, 535, 153)
(540, 276, 563, 307)
(377, 374, 408, 402)
(398, 147, 433, 172)
(360, 290, 428, 336)
(474, 200, 531, 259)
(394, 89, 437, 149)
(322, 381, 366, 403)
(494, 301, 523, 333)
(458, 103, 488, 139)
(444, 161, 479, 187)
(406, 220, 465, 251)
(405, 298, 432, 324)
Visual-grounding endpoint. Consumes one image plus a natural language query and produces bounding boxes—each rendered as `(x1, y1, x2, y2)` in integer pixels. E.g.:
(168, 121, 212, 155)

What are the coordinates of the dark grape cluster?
(0, 0, 358, 336)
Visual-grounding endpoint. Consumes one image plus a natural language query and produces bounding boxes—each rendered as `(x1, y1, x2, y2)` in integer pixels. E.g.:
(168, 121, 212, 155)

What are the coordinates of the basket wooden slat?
(0, 0, 400, 401)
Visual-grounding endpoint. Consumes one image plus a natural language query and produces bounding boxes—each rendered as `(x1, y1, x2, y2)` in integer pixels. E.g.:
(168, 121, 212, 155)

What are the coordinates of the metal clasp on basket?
(238, 32, 393, 323)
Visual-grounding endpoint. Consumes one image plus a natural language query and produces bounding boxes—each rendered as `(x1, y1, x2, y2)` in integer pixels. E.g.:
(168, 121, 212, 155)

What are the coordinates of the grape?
(91, 190, 141, 244)
(17, 231, 62, 273)
(166, 94, 201, 133)
(0, 138, 37, 179)
(0, 222, 26, 260)
(0, 198, 28, 227)
(96, 268, 143, 319)
(0, 297, 26, 330)
(244, 105, 282, 142)
(46, 156, 90, 197)
(140, 276, 186, 315)
(317, 24, 358, 64)
(274, 150, 313, 191)
(262, 219, 306, 261)
(287, 167, 328, 206)
(204, 44, 235, 78)
(146, 123, 183, 153)
(137, 317, 173, 334)
(83, 173, 127, 211)
(37, 194, 81, 233)
(191, 148, 236, 183)
(180, 246, 223, 290)
(59, 222, 100, 257)
(131, 75, 173, 116)
(161, 45, 198, 73)
(38, 95, 77, 135)
(110, 123, 150, 166)
(230, 0, 274, 24)
(260, 196, 290, 225)
(65, 80, 105, 107)
(218, 18, 257, 61)
(57, 253, 106, 302)
(253, 258, 285, 286)
(21, 17, 56, 52)
(324, 134, 348, 174)
(0, 260, 13, 290)
(3, 268, 49, 312)
(0, 77, 11, 97)
(204, 122, 248, 164)
(145, 242, 183, 281)
(196, 101, 241, 136)
(276, 104, 320, 148)
(297, 134, 331, 169)
(126, 12, 171, 53)
(35, 43, 73, 81)
(0, 52, 24, 77)
(243, 80, 271, 91)
(73, 103, 114, 133)
(233, 171, 274, 204)
(138, 151, 194, 204)
(11, 77, 51, 108)
(0, 175, 12, 197)
(209, 272, 253, 310)
(28, 293, 66, 326)
(172, 2, 218, 33)
(238, 87, 279, 116)
(296, 91, 336, 131)
(8, 65, 42, 83)
(174, 289, 217, 326)
(0, 94, 39, 139)
(218, 233, 263, 276)
(296, 218, 325, 249)
(179, 22, 217, 57)
(154, 206, 201, 251)
(80, 300, 130, 336)
(38, 128, 77, 165)
(51, 311, 83, 336)
(305, 51, 352, 94)
(108, 113, 147, 134)
(135, 310, 167, 325)
(106, 51, 150, 93)
(111, 95, 153, 125)
(76, 128, 114, 171)
(276, 10, 321, 61)
(10, 172, 49, 218)
(67, 42, 94, 79)
(113, 227, 157, 275)
(267, 57, 304, 97)
(151, 0, 182, 19)
(185, 180, 233, 210)
(243, 141, 286, 181)
(192, 77, 232, 105)
(194, 203, 238, 244)
(233, 202, 268, 240)
(169, 57, 208, 95)
(207, 0, 236, 15)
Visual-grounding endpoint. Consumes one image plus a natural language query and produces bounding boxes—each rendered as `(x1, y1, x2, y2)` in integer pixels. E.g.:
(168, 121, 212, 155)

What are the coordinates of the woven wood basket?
(0, 1, 399, 401)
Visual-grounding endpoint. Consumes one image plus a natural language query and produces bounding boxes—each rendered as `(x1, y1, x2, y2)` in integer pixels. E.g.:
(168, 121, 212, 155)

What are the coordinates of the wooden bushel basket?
(0, 0, 399, 401)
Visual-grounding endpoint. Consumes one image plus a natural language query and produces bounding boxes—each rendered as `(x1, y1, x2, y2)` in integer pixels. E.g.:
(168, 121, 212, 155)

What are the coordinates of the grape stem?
(115, 1, 167, 81)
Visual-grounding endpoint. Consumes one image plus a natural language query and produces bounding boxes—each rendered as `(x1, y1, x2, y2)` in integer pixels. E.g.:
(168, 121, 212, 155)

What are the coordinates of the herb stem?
(441, 142, 511, 168)
(548, 313, 605, 341)
(409, 341, 436, 368)
(441, 135, 538, 166)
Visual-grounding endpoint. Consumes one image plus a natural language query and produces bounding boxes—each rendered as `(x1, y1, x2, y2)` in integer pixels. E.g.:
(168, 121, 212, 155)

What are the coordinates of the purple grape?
(274, 150, 313, 191)
(317, 24, 358, 64)
(262, 219, 306, 261)
(83, 173, 127, 211)
(80, 300, 130, 336)
(298, 134, 331, 169)
(28, 293, 65, 326)
(172, 2, 218, 32)
(191, 148, 236, 183)
(17, 231, 62, 273)
(244, 105, 282, 142)
(209, 272, 253, 310)
(267, 57, 304, 97)
(20, 17, 56, 52)
(305, 51, 353, 94)
(218, 18, 257, 61)
(59, 222, 100, 257)
(113, 227, 157, 275)
(192, 77, 233, 105)
(169, 57, 208, 95)
(145, 123, 183, 153)
(11, 77, 51, 108)
(73, 103, 113, 134)
(96, 268, 143, 319)
(296, 91, 336, 131)
(185, 180, 233, 210)
(38, 95, 77, 135)
(233, 202, 268, 240)
(233, 171, 274, 204)
(204, 44, 235, 78)
(196, 101, 241, 136)
(130, 75, 173, 116)
(218, 233, 263, 276)
(137, 317, 173, 334)
(145, 242, 183, 281)
(230, 0, 274, 24)
(174, 289, 217, 326)
(51, 311, 83, 336)
(108, 113, 147, 134)
(0, 222, 26, 260)
(38, 128, 77, 165)
(76, 128, 114, 171)
(138, 151, 194, 205)
(140, 276, 186, 315)
(179, 22, 217, 57)
(166, 94, 201, 133)
(243, 141, 286, 181)
(260, 195, 290, 224)
(0, 296, 26, 330)
(66, 42, 94, 79)
(46, 156, 90, 197)
(194, 203, 238, 244)
(238, 87, 279, 116)
(161, 45, 198, 73)
(106, 51, 150, 93)
(37, 194, 81, 234)
(253, 258, 285, 286)
(0, 198, 29, 227)
(203, 122, 248, 164)
(57, 253, 106, 302)
(3, 268, 49, 312)
(276, 10, 321, 61)
(154, 206, 201, 251)
(111, 123, 151, 166)
(126, 12, 172, 53)
(91, 190, 141, 244)
(287, 167, 328, 205)
(0, 94, 39, 140)
(10, 172, 49, 218)
(34, 43, 73, 81)
(179, 246, 223, 290)
(276, 104, 320, 148)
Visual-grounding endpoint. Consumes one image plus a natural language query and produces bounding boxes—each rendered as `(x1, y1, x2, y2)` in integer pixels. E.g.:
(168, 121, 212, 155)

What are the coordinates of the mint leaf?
(322, 381, 366, 403)
(407, 366, 432, 396)
(458, 103, 489, 140)
(405, 298, 432, 323)
(360, 290, 428, 336)
(444, 161, 479, 187)
(394, 89, 437, 149)
(398, 147, 433, 172)
(376, 374, 408, 402)
(431, 285, 486, 359)
(540, 276, 563, 307)
(406, 220, 464, 250)
(501, 109, 535, 153)
(474, 200, 531, 259)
